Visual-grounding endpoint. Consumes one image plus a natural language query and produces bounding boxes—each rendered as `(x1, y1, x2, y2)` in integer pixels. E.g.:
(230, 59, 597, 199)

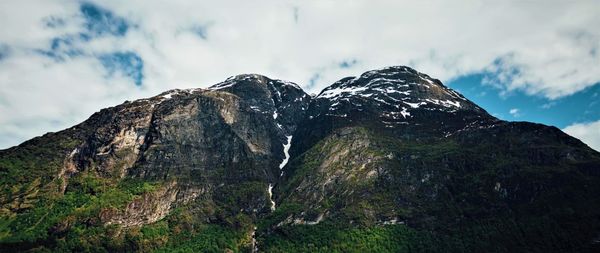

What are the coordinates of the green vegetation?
(97, 207, 249, 253)
(0, 132, 82, 220)
(0, 172, 163, 252)
(152, 223, 248, 253)
(269, 125, 600, 252)
(2, 111, 600, 252)
(0, 133, 80, 188)
(259, 223, 419, 253)
(258, 216, 600, 253)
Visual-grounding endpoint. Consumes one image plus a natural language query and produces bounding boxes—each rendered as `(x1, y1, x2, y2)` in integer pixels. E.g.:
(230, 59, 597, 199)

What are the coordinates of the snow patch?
(209, 80, 236, 90)
(69, 148, 79, 157)
(160, 90, 181, 100)
(267, 184, 276, 211)
(372, 87, 410, 95)
(279, 135, 293, 170)
(276, 79, 302, 89)
(419, 75, 435, 86)
(404, 101, 425, 108)
(425, 99, 461, 108)
(293, 213, 325, 225)
(381, 218, 404, 225)
(365, 77, 406, 86)
(318, 86, 369, 99)
(400, 107, 410, 118)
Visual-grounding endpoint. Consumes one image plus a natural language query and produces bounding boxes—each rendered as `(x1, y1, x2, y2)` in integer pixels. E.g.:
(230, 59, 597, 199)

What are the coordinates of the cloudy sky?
(0, 0, 599, 151)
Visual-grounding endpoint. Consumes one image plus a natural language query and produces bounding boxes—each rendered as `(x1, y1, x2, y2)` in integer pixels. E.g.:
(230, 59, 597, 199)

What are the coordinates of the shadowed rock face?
(1, 66, 600, 252)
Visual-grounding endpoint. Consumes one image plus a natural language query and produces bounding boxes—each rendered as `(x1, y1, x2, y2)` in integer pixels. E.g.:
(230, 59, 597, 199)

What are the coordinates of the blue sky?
(0, 1, 598, 150)
(449, 74, 600, 129)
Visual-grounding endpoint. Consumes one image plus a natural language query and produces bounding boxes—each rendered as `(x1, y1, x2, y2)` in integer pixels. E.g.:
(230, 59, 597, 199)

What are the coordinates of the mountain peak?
(315, 66, 487, 119)
(318, 66, 459, 101)
(208, 73, 302, 91)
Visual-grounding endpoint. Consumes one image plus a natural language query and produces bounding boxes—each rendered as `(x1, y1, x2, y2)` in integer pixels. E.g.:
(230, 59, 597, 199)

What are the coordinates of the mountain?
(1, 66, 600, 252)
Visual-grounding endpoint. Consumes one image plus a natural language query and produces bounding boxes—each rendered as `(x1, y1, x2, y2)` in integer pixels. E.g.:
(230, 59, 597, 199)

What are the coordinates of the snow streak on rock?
(279, 135, 293, 170)
(267, 184, 276, 211)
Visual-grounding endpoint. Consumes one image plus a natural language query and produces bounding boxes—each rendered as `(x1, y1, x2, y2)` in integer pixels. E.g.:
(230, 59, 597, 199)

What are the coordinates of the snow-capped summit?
(291, 66, 497, 149)
(207, 73, 311, 135)
(316, 66, 484, 118)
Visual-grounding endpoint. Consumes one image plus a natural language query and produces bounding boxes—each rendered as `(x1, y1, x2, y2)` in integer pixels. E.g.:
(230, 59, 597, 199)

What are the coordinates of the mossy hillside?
(0, 131, 83, 217)
(279, 127, 391, 220)
(107, 207, 250, 253)
(259, 222, 420, 253)
(258, 215, 600, 253)
(0, 173, 162, 252)
(269, 123, 600, 252)
(0, 134, 277, 252)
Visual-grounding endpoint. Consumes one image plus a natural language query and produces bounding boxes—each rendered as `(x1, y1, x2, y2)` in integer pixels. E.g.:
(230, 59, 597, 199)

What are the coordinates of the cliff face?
(1, 67, 600, 252)
(72, 75, 311, 226)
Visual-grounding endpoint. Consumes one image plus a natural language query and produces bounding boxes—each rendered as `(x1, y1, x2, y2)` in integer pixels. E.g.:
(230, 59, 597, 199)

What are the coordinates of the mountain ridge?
(1, 66, 600, 252)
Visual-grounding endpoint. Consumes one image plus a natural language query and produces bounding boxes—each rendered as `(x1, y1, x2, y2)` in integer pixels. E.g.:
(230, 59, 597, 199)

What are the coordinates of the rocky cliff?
(1, 67, 600, 252)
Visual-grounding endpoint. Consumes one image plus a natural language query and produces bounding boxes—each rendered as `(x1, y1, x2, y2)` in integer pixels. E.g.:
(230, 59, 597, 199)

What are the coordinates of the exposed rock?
(100, 181, 179, 227)
(1, 66, 600, 252)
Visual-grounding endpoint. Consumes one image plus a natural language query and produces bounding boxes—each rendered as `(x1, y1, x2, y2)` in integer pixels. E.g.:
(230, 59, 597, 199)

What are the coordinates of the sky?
(0, 0, 599, 151)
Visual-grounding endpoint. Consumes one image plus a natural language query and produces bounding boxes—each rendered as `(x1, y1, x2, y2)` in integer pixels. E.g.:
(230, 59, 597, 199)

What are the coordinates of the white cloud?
(1, 0, 600, 148)
(509, 108, 520, 117)
(563, 120, 600, 152)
